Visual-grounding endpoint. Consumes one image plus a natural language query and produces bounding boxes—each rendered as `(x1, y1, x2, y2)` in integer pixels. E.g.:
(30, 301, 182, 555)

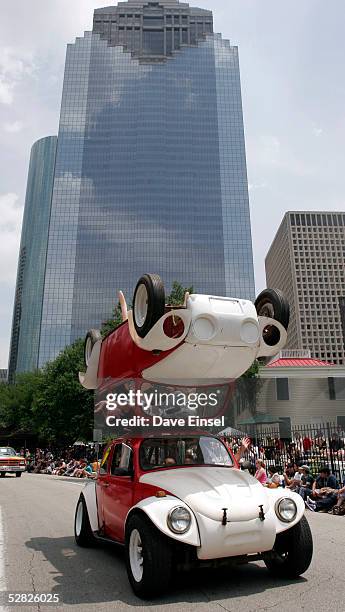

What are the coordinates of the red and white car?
(74, 434, 312, 598)
(79, 273, 290, 389)
(75, 275, 312, 597)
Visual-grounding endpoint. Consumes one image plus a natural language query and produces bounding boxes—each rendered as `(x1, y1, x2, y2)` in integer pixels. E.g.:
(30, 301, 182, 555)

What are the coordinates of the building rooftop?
(267, 350, 333, 368)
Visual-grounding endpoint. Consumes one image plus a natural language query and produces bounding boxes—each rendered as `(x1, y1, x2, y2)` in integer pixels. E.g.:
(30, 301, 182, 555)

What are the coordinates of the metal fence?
(225, 422, 345, 482)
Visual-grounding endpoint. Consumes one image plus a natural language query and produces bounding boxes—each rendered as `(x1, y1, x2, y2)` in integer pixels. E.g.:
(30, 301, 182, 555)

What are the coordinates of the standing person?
(255, 459, 267, 485)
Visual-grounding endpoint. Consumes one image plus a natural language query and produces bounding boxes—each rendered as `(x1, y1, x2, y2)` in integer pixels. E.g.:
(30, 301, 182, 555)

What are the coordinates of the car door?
(102, 442, 135, 542)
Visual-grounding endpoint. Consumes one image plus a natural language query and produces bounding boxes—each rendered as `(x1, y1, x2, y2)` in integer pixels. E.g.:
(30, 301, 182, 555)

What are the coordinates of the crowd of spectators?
(16, 430, 345, 515)
(237, 455, 345, 516)
(21, 446, 101, 480)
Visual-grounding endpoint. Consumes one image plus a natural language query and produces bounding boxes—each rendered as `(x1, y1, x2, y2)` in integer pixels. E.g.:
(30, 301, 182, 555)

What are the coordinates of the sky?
(0, 0, 345, 368)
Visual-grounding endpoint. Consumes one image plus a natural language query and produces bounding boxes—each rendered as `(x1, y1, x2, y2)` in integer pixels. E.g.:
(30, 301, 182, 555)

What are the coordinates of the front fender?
(126, 496, 200, 547)
(266, 489, 306, 533)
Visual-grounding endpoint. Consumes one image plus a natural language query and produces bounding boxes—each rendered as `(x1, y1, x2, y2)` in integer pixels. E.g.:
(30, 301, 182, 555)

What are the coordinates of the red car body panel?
(98, 322, 180, 380)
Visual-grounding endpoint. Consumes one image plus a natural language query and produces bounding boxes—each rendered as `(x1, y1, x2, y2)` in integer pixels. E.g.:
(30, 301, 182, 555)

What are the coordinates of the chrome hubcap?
(134, 284, 148, 328)
(129, 529, 143, 582)
(75, 502, 83, 536)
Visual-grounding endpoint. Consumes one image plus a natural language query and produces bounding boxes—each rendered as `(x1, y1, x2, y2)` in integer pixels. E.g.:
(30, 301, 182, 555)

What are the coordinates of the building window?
(276, 378, 289, 400)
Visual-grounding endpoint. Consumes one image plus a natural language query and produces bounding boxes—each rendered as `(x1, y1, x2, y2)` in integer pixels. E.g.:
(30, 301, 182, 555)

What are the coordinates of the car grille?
(0, 458, 21, 465)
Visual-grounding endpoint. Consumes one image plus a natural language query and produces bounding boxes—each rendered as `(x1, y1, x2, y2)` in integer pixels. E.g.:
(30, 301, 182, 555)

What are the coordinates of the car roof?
(108, 432, 222, 445)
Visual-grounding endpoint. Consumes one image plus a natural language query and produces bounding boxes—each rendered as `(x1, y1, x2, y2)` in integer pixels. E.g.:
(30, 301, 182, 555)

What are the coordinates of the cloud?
(0, 192, 23, 283)
(0, 77, 13, 105)
(0, 47, 36, 106)
(3, 120, 23, 133)
(312, 126, 323, 136)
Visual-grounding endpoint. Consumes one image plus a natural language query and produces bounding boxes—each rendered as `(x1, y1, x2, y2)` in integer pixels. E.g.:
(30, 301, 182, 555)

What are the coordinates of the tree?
(100, 303, 124, 337)
(32, 339, 94, 444)
(167, 281, 194, 306)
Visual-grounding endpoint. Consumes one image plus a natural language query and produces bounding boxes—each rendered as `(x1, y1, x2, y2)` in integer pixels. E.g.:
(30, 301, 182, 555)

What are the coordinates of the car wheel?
(84, 329, 102, 368)
(133, 274, 165, 338)
(255, 288, 290, 330)
(15, 472, 22, 478)
(264, 516, 313, 578)
(74, 495, 95, 547)
(0, 473, 5, 478)
(125, 513, 173, 598)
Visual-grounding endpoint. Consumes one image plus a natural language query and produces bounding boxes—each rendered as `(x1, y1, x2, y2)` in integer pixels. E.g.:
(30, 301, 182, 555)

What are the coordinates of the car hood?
(139, 467, 270, 522)
(0, 455, 20, 460)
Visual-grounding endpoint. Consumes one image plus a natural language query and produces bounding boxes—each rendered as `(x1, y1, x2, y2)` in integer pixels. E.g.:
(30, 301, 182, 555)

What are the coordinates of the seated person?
(265, 466, 281, 488)
(305, 466, 338, 512)
(331, 476, 345, 514)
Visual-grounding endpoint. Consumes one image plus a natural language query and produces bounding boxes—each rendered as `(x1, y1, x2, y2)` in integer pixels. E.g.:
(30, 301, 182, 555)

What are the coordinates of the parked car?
(0, 447, 26, 477)
(74, 434, 313, 598)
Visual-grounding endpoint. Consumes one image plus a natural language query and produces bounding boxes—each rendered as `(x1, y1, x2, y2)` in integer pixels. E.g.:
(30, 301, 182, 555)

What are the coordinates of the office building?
(11, 1, 255, 370)
(266, 211, 345, 365)
(8, 137, 57, 381)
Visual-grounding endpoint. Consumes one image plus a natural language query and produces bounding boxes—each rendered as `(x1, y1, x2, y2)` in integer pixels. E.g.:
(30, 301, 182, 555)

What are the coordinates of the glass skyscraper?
(8, 136, 57, 381)
(10, 0, 255, 372)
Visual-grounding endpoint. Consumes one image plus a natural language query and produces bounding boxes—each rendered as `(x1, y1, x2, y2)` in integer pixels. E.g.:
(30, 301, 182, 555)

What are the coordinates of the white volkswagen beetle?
(75, 435, 313, 598)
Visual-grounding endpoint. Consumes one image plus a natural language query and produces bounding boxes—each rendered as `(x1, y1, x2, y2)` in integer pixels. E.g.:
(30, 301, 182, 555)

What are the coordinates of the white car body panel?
(82, 480, 99, 532)
(127, 495, 200, 547)
(140, 467, 305, 560)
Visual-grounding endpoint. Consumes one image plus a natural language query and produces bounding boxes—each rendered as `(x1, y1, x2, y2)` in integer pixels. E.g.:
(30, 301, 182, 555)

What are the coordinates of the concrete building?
(265, 211, 345, 365)
(0, 369, 7, 384)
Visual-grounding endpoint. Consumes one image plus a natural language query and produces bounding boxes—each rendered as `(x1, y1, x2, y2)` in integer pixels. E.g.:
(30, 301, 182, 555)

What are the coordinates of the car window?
(111, 443, 133, 475)
(0, 448, 16, 455)
(140, 437, 233, 470)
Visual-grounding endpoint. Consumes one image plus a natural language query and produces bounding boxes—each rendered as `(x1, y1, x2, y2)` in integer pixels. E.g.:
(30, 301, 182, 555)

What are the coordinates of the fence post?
(327, 422, 335, 476)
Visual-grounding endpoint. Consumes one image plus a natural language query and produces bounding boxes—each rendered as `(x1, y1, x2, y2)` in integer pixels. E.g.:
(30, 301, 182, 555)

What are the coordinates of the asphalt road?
(0, 473, 344, 612)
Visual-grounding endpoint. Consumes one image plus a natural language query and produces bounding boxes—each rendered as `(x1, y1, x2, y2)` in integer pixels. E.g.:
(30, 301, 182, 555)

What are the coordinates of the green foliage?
(0, 340, 93, 445)
(100, 302, 124, 337)
(33, 339, 94, 443)
(167, 281, 194, 306)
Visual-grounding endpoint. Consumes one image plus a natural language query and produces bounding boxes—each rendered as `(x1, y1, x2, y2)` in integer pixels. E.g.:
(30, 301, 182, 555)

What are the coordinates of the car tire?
(264, 515, 313, 578)
(15, 472, 22, 478)
(132, 274, 165, 338)
(74, 495, 95, 548)
(0, 473, 5, 478)
(84, 329, 102, 368)
(125, 513, 173, 598)
(255, 288, 290, 330)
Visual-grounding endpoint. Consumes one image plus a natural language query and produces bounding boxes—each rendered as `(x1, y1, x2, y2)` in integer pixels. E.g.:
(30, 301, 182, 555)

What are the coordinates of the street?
(0, 473, 344, 612)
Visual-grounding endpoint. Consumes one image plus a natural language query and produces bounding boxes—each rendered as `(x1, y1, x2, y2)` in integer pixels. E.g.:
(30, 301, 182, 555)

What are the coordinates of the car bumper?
(0, 465, 26, 472)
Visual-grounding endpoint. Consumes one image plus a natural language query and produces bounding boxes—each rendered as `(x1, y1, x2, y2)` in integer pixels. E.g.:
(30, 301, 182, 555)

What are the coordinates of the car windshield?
(0, 448, 16, 456)
(140, 436, 233, 470)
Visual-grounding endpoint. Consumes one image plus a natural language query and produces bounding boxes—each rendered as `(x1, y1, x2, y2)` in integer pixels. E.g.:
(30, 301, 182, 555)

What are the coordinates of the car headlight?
(167, 506, 191, 534)
(20, 461, 25, 465)
(275, 498, 297, 523)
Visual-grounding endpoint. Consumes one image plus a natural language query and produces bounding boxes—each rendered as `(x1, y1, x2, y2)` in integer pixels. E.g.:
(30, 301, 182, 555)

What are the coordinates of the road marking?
(0, 505, 7, 611)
